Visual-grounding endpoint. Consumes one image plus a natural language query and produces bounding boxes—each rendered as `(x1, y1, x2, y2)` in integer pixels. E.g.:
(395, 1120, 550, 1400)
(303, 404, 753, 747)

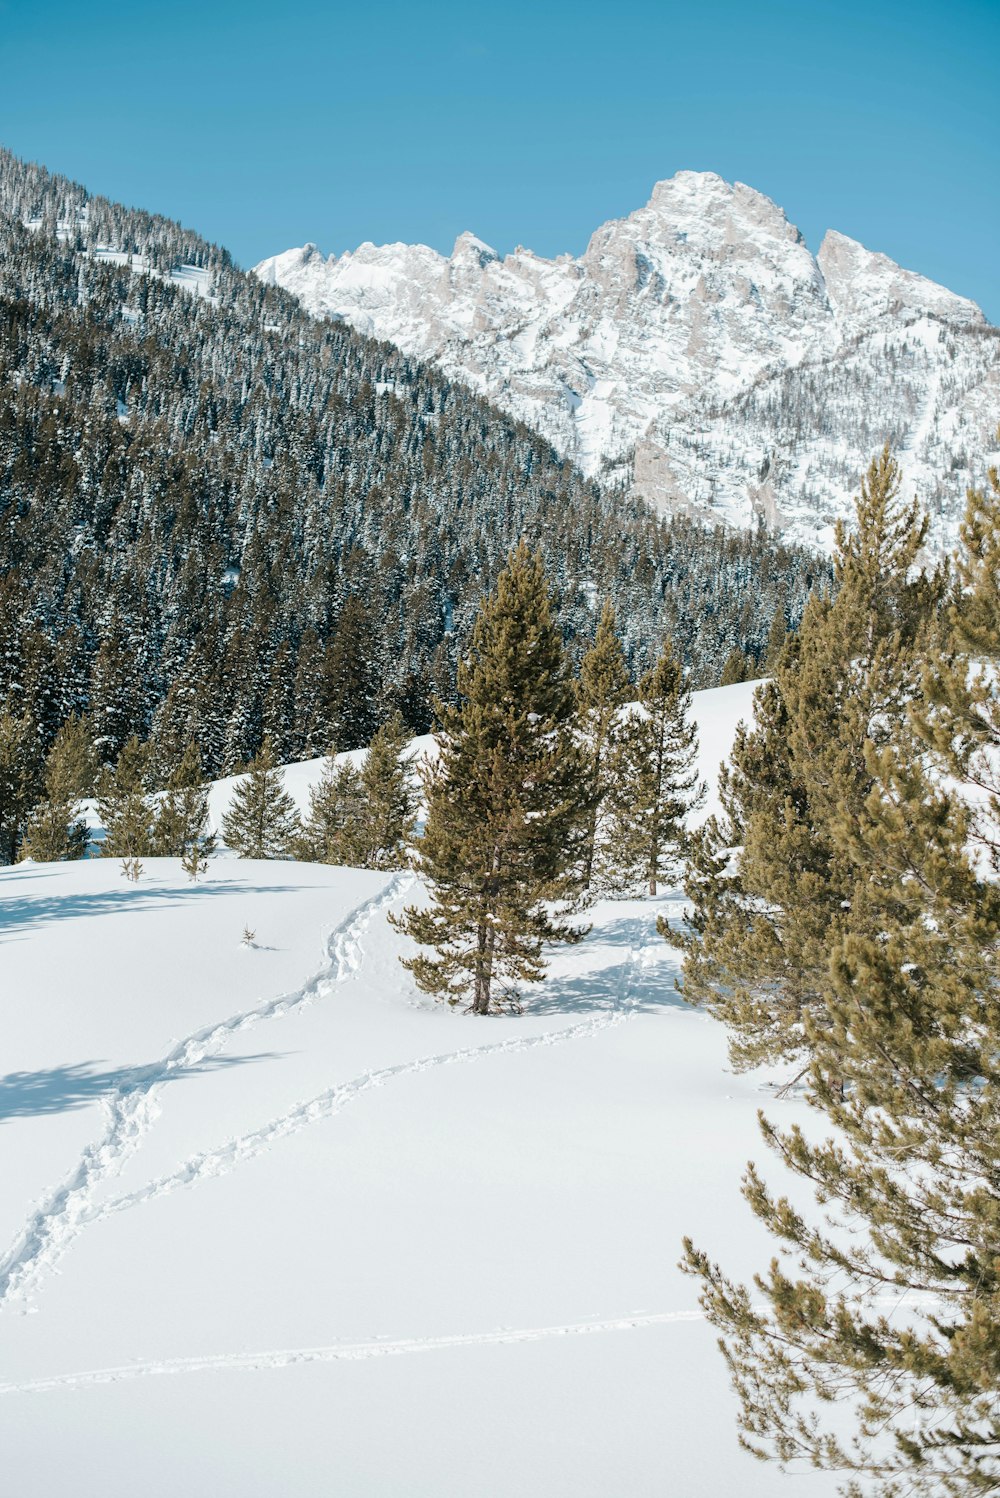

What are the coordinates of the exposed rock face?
(256, 172, 999, 551)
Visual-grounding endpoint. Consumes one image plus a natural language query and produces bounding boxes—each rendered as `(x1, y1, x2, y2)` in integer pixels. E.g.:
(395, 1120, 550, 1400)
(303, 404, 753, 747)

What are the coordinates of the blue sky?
(1, 0, 997, 318)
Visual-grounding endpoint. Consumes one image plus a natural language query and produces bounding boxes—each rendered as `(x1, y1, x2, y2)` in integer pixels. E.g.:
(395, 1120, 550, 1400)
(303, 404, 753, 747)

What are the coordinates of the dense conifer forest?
(0, 148, 823, 781)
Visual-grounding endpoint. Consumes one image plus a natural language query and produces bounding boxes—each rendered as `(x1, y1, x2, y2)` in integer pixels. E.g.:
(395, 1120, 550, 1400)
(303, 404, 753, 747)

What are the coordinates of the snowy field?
(0, 684, 840, 1496)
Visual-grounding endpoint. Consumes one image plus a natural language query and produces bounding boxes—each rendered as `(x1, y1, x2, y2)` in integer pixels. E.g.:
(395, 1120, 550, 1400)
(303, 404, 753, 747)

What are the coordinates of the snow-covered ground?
(0, 682, 840, 1495)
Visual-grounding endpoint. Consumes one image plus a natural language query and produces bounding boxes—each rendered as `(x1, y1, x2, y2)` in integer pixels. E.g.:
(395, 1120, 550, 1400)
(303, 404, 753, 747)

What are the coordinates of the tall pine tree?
(575, 601, 632, 896)
(296, 751, 366, 866)
(356, 711, 417, 871)
(392, 543, 590, 1013)
(96, 734, 155, 863)
(603, 637, 704, 896)
(220, 737, 300, 859)
(19, 715, 94, 862)
(668, 447, 937, 1071)
(682, 451, 1000, 1498)
(153, 741, 216, 877)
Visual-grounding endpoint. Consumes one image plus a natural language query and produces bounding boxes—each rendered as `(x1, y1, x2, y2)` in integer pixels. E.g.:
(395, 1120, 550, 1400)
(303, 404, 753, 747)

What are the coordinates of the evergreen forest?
(0, 147, 822, 796)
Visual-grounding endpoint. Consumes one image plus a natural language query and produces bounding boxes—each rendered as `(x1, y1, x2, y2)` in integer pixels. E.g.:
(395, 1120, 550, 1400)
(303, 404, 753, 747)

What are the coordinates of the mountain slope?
(0, 149, 822, 779)
(256, 172, 999, 551)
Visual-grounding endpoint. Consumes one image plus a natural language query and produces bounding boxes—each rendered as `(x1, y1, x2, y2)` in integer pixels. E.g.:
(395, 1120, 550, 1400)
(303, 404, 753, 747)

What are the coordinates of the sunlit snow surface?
(0, 684, 839, 1496)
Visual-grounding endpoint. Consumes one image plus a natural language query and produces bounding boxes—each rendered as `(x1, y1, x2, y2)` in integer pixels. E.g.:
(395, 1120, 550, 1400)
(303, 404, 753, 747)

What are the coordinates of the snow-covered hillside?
(256, 172, 1000, 553)
(1, 683, 839, 1496)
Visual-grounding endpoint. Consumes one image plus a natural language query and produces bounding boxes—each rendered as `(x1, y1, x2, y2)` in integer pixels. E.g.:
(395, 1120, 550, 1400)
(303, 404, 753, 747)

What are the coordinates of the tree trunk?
(473, 847, 502, 1013)
(473, 921, 495, 1014)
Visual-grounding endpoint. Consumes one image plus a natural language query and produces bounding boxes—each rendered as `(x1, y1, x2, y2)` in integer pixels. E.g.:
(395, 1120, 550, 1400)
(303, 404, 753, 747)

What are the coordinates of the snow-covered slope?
(256, 172, 1000, 552)
(0, 682, 850, 1498)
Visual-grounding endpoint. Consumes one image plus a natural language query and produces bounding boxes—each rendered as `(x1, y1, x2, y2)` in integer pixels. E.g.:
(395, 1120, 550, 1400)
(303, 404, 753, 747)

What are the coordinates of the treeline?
(6, 562, 705, 937)
(668, 444, 1000, 1496)
(0, 146, 823, 791)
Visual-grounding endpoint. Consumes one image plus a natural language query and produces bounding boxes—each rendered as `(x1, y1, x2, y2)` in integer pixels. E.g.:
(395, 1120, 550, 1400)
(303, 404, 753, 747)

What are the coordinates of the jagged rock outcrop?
(256, 172, 999, 551)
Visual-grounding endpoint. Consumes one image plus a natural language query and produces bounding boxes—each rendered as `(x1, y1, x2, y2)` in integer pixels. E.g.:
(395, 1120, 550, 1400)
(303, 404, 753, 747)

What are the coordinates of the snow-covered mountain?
(255, 172, 1000, 552)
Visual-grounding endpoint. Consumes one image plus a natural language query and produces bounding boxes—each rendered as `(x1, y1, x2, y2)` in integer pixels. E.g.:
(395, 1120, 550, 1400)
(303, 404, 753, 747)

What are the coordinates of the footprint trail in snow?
(0, 872, 410, 1313)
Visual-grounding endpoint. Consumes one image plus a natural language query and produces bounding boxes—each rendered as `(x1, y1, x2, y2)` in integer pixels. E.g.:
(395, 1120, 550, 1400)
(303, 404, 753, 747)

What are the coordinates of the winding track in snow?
(0, 1309, 701, 1394)
(0, 872, 410, 1312)
(94, 919, 650, 1221)
(0, 889, 652, 1315)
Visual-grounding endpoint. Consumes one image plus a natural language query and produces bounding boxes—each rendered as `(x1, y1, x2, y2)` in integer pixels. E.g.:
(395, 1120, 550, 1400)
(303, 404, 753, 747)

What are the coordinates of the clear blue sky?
(1, 0, 997, 319)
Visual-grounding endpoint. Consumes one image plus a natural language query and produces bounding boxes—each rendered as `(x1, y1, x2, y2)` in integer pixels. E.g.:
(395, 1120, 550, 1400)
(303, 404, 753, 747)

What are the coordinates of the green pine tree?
(296, 751, 367, 865)
(719, 646, 750, 686)
(391, 542, 590, 1013)
(667, 447, 938, 1072)
(914, 439, 1000, 879)
(153, 740, 216, 877)
(96, 734, 155, 862)
(19, 714, 94, 862)
(681, 450, 1000, 1498)
(575, 601, 632, 895)
(763, 605, 787, 672)
(602, 637, 704, 896)
(0, 707, 43, 864)
(357, 711, 417, 870)
(220, 736, 300, 859)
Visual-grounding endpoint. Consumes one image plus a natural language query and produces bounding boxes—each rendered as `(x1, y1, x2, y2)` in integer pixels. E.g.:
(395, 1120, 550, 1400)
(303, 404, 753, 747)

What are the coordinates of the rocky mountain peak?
(817, 228, 984, 328)
(255, 173, 999, 552)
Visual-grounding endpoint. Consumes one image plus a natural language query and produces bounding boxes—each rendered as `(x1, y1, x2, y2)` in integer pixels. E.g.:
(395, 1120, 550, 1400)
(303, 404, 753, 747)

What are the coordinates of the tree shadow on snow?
(0, 1052, 281, 1121)
(0, 876, 313, 943)
(525, 912, 687, 1017)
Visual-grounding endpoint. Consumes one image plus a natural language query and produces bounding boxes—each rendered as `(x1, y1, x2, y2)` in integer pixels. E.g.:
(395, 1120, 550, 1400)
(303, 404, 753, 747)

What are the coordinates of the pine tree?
(603, 637, 704, 896)
(681, 453, 1000, 1497)
(391, 543, 590, 1013)
(153, 741, 216, 877)
(575, 601, 632, 896)
(357, 711, 416, 870)
(719, 646, 749, 685)
(0, 707, 44, 864)
(914, 440, 1000, 879)
(220, 736, 300, 859)
(668, 447, 938, 1071)
(763, 605, 787, 671)
(96, 734, 155, 864)
(19, 715, 94, 862)
(296, 752, 367, 865)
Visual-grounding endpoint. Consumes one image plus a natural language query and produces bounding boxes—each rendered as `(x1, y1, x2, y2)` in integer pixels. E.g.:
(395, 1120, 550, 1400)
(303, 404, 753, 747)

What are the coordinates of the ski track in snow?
(0, 873, 410, 1313)
(0, 1310, 701, 1395)
(94, 920, 650, 1222)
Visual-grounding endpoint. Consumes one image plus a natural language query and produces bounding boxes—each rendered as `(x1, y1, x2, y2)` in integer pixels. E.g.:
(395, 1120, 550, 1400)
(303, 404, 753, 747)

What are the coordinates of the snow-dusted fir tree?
(96, 734, 155, 869)
(392, 543, 590, 1013)
(153, 741, 216, 877)
(357, 711, 417, 870)
(602, 638, 704, 895)
(220, 736, 300, 859)
(19, 715, 94, 862)
(296, 753, 366, 865)
(575, 601, 631, 896)
(0, 707, 43, 863)
(681, 450, 1000, 1498)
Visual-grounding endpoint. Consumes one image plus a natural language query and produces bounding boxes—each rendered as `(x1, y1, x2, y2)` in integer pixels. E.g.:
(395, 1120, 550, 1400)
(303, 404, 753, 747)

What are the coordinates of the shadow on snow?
(0, 1052, 281, 1121)
(0, 872, 312, 942)
(526, 906, 688, 1017)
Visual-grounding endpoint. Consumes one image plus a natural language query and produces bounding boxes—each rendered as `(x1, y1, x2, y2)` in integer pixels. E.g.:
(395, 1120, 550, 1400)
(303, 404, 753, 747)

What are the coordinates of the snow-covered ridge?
(23, 212, 216, 301)
(255, 171, 999, 552)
